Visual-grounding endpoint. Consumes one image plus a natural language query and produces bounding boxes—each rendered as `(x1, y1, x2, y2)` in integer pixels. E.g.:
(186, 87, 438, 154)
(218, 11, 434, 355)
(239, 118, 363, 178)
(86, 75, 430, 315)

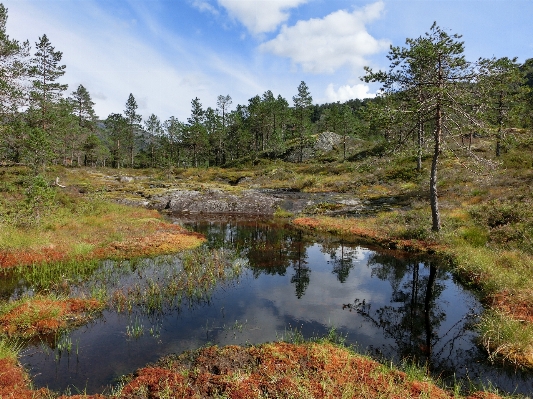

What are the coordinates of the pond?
(11, 217, 533, 396)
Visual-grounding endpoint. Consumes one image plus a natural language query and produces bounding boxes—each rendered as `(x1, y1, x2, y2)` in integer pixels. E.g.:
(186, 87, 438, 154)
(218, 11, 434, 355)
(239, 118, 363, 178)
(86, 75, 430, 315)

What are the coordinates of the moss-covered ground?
(0, 130, 531, 397)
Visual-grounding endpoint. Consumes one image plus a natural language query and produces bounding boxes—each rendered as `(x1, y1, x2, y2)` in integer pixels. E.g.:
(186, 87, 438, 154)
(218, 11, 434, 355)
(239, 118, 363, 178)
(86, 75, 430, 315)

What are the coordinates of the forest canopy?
(0, 4, 531, 173)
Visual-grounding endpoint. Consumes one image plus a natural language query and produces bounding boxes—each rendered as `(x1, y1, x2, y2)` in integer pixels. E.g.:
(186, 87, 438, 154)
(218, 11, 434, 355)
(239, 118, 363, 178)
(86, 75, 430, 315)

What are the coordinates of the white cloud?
(325, 83, 376, 102)
(191, 0, 219, 16)
(218, 0, 310, 34)
(4, 0, 265, 121)
(260, 1, 389, 73)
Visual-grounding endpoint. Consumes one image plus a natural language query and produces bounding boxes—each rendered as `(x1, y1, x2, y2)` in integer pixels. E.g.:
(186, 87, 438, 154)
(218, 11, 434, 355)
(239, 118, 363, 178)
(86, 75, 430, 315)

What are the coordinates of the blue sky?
(4, 0, 533, 122)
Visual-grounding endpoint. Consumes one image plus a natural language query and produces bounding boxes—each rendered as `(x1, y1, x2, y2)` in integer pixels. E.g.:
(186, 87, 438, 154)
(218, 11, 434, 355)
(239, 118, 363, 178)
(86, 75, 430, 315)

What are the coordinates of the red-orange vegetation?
(113, 342, 503, 399)
(0, 342, 505, 399)
(0, 358, 50, 399)
(0, 221, 204, 269)
(119, 366, 193, 398)
(293, 216, 444, 254)
(487, 291, 533, 323)
(58, 396, 107, 399)
(100, 228, 205, 259)
(0, 297, 103, 338)
(0, 246, 69, 269)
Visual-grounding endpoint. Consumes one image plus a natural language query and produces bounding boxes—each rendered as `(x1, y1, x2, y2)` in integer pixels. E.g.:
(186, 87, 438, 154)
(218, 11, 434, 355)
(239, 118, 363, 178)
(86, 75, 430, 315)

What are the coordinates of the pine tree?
(364, 23, 484, 231)
(0, 4, 30, 163)
(70, 84, 96, 129)
(124, 93, 142, 167)
(27, 34, 67, 169)
(0, 4, 29, 115)
(29, 34, 67, 129)
(163, 116, 185, 168)
(478, 57, 529, 156)
(216, 94, 232, 165)
(186, 97, 208, 168)
(69, 84, 97, 165)
(105, 113, 128, 168)
(292, 81, 313, 162)
(143, 113, 162, 167)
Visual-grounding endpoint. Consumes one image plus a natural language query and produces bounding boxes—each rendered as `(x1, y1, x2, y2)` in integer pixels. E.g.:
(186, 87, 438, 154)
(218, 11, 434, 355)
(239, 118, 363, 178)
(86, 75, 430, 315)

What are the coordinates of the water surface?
(14, 217, 533, 396)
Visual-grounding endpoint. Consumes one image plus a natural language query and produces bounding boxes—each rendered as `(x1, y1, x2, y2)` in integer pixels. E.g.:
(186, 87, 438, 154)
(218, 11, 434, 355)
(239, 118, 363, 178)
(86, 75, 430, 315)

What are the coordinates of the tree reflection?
(182, 218, 312, 297)
(344, 254, 471, 373)
(290, 231, 310, 298)
(322, 240, 360, 283)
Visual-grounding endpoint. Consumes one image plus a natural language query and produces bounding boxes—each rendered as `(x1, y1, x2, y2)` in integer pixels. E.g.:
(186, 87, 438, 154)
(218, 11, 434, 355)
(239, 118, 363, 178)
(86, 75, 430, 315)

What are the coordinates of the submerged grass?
(106, 247, 247, 316)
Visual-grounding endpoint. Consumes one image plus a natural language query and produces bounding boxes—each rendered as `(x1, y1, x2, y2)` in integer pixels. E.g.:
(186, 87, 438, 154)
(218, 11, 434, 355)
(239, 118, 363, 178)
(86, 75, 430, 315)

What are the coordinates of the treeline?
(0, 4, 370, 170)
(1, 4, 532, 172)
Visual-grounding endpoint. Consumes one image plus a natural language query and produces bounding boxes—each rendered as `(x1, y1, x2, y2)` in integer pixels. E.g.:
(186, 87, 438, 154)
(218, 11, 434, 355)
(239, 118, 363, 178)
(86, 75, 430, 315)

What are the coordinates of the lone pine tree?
(364, 23, 486, 232)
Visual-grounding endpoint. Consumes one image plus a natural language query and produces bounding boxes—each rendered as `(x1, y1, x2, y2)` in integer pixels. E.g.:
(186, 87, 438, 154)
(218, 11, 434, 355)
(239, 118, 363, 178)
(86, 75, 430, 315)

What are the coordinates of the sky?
(4, 0, 533, 122)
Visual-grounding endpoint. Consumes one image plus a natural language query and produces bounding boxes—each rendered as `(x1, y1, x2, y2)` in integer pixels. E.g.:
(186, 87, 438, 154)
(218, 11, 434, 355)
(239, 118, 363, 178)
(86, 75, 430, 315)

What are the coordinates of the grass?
(0, 294, 104, 339)
(0, 131, 532, 396)
(0, 189, 205, 268)
(106, 247, 246, 315)
(289, 136, 533, 369)
(479, 310, 533, 367)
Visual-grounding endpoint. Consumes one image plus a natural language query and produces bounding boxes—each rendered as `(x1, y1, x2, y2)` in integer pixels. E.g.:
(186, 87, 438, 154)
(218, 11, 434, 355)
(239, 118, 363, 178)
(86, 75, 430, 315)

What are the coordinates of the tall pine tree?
(69, 84, 97, 165)
(0, 4, 30, 163)
(292, 81, 313, 163)
(27, 34, 67, 169)
(364, 23, 485, 231)
(124, 93, 142, 167)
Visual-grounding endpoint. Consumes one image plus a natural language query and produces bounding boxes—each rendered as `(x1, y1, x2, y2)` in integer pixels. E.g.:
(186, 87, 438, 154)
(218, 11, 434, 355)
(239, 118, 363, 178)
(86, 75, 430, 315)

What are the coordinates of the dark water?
(16, 217, 533, 396)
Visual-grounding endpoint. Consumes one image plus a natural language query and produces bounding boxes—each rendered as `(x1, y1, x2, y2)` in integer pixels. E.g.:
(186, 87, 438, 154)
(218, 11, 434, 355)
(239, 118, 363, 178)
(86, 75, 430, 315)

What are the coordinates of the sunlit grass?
(0, 191, 204, 268)
(0, 293, 103, 339)
(479, 310, 533, 368)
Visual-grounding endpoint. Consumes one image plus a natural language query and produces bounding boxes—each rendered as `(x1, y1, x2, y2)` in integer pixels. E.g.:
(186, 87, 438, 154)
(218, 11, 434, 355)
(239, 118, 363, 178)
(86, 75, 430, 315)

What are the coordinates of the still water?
(17, 217, 533, 396)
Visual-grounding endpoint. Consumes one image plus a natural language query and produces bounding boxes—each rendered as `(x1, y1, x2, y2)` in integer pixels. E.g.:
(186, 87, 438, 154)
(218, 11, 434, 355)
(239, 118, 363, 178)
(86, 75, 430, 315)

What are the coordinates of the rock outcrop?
(150, 189, 283, 215)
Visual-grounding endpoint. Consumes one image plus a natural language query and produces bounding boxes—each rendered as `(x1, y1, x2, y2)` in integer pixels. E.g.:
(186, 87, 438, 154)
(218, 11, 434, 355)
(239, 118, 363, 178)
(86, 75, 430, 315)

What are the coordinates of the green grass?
(479, 310, 533, 367)
(0, 337, 22, 362)
(0, 130, 533, 388)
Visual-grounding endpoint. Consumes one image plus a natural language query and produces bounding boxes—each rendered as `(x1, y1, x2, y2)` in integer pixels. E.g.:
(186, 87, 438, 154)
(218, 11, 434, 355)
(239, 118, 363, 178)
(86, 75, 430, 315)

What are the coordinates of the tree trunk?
(496, 91, 504, 157)
(430, 115, 441, 232)
(417, 116, 423, 172)
(430, 55, 443, 232)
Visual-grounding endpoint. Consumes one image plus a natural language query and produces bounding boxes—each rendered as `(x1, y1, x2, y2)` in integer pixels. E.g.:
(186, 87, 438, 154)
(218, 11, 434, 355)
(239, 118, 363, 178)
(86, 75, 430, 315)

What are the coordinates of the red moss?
(100, 229, 205, 259)
(58, 396, 107, 399)
(0, 297, 103, 338)
(0, 247, 68, 269)
(1, 341, 504, 399)
(114, 342, 503, 399)
(487, 291, 533, 323)
(119, 366, 192, 398)
(0, 358, 50, 399)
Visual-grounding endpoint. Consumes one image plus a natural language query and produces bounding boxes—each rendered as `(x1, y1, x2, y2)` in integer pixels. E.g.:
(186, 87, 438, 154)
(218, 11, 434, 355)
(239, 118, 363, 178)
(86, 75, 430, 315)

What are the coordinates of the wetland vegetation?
(1, 138, 533, 398)
(1, 4, 533, 396)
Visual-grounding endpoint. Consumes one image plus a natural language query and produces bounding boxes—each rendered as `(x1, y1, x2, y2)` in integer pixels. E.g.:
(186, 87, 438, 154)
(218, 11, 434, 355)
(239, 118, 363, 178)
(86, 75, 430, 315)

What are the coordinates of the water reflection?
(325, 240, 360, 283)
(344, 259, 475, 375)
(10, 217, 533, 396)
